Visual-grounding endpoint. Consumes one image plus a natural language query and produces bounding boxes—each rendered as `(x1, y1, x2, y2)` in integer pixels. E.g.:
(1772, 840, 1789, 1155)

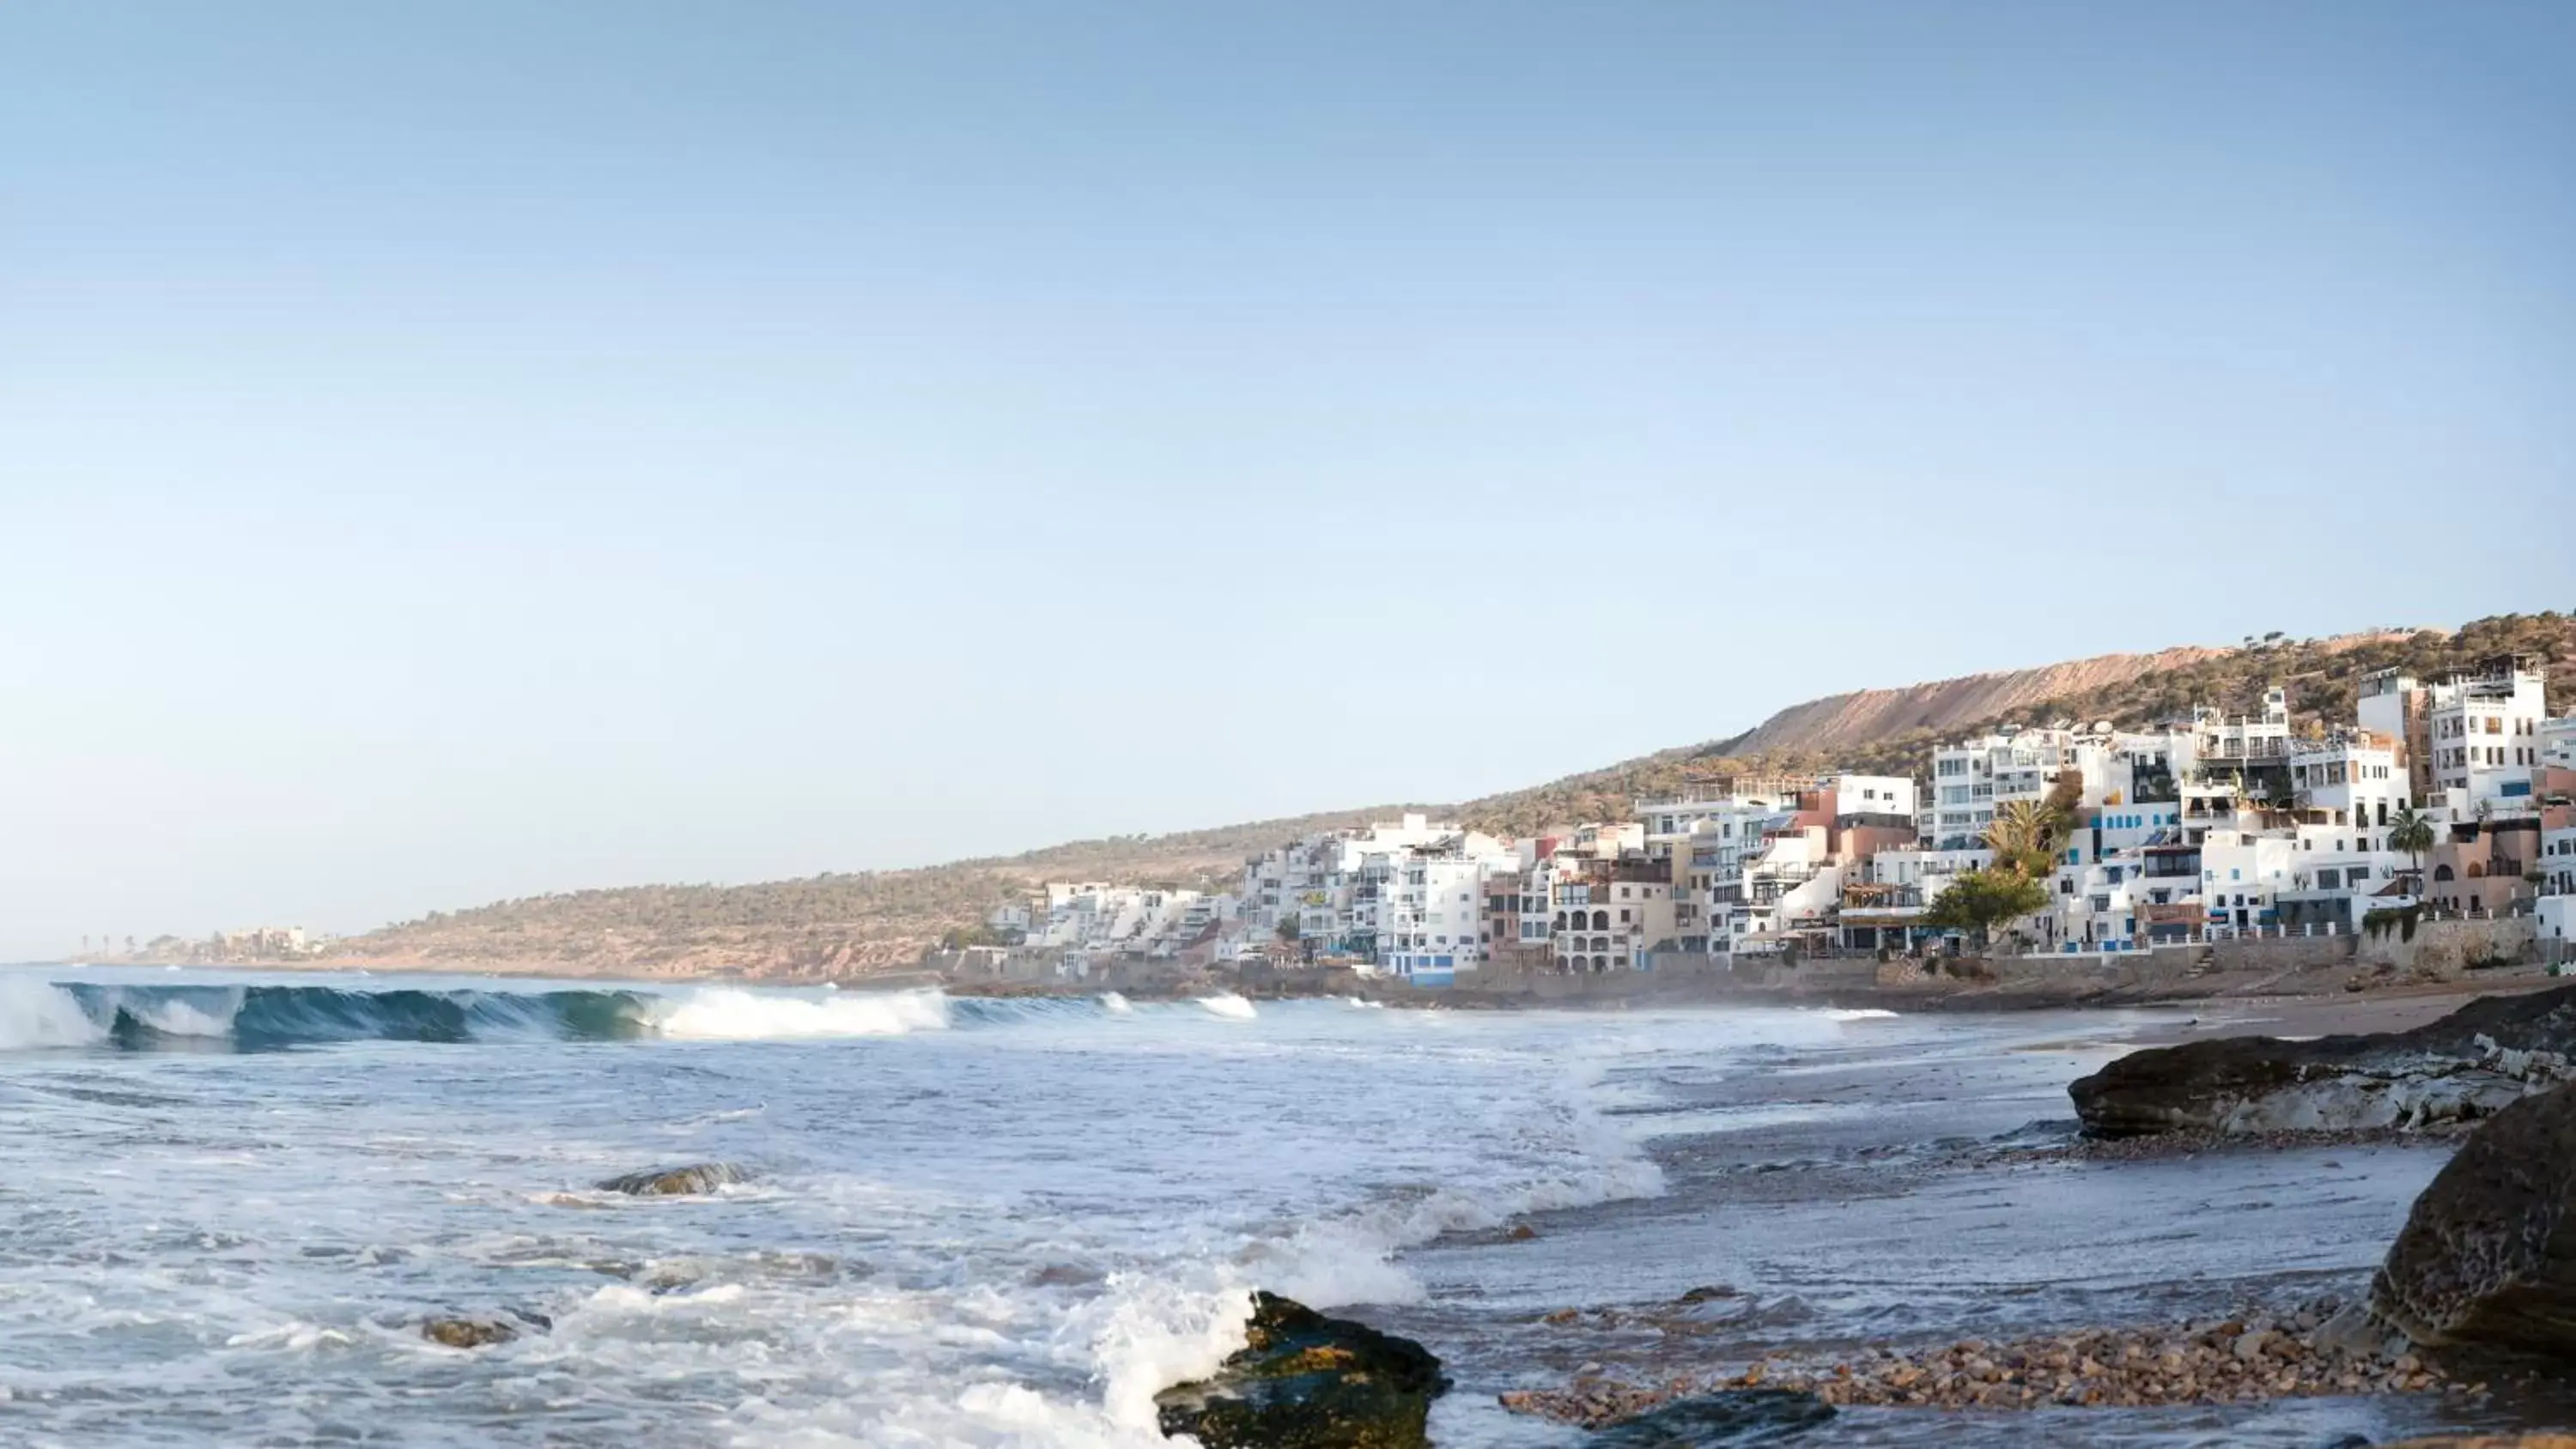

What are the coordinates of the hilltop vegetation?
(1820, 612, 2572, 780)
(1453, 614, 2567, 835)
(339, 612, 2571, 979)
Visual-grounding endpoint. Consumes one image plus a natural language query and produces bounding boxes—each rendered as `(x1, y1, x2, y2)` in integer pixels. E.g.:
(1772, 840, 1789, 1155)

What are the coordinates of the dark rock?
(1154, 1291, 1449, 1448)
(2371, 1083, 2576, 1359)
(2069, 986, 2576, 1137)
(2378, 1439, 2576, 1448)
(596, 1162, 750, 1196)
(1588, 1390, 1835, 1446)
(421, 1316, 518, 1349)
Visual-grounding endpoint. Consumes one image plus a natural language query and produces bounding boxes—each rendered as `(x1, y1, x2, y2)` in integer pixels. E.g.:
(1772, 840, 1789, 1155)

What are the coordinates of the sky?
(3, 2, 2572, 957)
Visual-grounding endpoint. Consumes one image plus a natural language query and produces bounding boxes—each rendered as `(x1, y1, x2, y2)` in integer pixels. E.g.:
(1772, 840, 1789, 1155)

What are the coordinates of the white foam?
(223, 1320, 355, 1351)
(1823, 1008, 1899, 1022)
(1343, 996, 1385, 1009)
(1100, 992, 1134, 1016)
(1051, 1089, 1665, 1438)
(1070, 1278, 1255, 1431)
(1195, 993, 1256, 1021)
(0, 981, 107, 1049)
(128, 995, 238, 1038)
(652, 988, 951, 1041)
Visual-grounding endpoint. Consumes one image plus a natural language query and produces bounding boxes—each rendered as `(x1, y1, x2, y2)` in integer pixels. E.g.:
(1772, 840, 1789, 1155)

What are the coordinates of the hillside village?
(975, 654, 2576, 988)
(114, 614, 2572, 980)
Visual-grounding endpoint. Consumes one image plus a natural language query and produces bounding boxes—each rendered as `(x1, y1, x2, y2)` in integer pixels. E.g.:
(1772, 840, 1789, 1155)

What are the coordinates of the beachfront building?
(1928, 727, 2115, 850)
(1510, 848, 1563, 964)
(1236, 812, 1473, 958)
(1024, 884, 1208, 952)
(2364, 657, 2549, 814)
(2426, 656, 2548, 809)
(2195, 828, 2300, 934)
(2173, 689, 2299, 839)
(2425, 815, 2545, 917)
(1637, 778, 1812, 859)
(2287, 732, 2409, 846)
(1662, 775, 1923, 955)
(1378, 834, 1523, 985)
(1482, 842, 1557, 968)
(2545, 812, 2576, 899)
(1549, 853, 1675, 973)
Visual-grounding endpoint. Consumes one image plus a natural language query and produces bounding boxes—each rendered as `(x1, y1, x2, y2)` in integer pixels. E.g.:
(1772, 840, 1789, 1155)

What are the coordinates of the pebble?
(1499, 1294, 2485, 1428)
(2016, 1124, 2467, 1165)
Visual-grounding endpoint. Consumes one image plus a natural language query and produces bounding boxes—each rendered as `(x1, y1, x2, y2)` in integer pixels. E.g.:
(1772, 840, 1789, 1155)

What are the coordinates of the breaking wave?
(0, 982, 1140, 1052)
(1195, 992, 1257, 1021)
(0, 979, 1353, 1052)
(654, 987, 950, 1040)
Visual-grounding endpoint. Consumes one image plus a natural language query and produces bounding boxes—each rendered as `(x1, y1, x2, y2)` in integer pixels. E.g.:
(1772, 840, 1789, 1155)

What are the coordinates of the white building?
(1024, 884, 1206, 952)
(2197, 829, 2300, 933)
(1239, 812, 1470, 955)
(2428, 657, 2548, 809)
(2369, 657, 2549, 813)
(1378, 834, 1523, 986)
(2288, 732, 2409, 848)
(2541, 894, 2576, 963)
(1928, 727, 2115, 850)
(2543, 816, 2576, 898)
(2542, 712, 2576, 773)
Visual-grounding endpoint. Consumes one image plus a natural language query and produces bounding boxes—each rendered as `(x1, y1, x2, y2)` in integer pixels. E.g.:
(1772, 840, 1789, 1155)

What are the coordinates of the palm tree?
(2388, 804, 2436, 896)
(1984, 800, 2057, 876)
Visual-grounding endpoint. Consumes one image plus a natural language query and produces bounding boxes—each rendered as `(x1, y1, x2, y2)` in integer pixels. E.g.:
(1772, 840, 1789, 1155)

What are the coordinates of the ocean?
(0, 967, 2524, 1446)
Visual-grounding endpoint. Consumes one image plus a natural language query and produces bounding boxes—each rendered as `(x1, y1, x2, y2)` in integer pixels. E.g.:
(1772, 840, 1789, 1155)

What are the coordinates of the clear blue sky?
(3, 2, 2571, 957)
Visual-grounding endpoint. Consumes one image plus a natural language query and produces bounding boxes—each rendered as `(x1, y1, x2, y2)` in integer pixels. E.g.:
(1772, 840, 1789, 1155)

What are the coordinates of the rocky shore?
(1493, 990, 2576, 1441)
(2071, 984, 2576, 1137)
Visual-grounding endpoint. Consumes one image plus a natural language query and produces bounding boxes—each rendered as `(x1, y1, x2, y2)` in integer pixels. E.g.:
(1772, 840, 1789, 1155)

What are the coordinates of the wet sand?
(2109, 973, 2565, 1047)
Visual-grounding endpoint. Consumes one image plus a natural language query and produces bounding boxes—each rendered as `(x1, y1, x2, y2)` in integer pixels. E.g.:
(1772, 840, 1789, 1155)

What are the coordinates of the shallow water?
(0, 967, 2541, 1446)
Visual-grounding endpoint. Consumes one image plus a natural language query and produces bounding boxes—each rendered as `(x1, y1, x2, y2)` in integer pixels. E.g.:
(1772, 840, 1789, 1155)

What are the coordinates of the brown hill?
(1726, 646, 2227, 758)
(337, 611, 2571, 979)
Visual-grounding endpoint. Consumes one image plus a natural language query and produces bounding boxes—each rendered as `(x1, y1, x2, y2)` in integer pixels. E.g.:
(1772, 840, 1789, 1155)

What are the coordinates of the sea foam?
(653, 987, 951, 1040)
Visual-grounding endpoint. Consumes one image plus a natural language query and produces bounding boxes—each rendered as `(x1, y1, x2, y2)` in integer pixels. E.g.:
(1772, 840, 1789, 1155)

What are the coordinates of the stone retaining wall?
(2356, 916, 2537, 981)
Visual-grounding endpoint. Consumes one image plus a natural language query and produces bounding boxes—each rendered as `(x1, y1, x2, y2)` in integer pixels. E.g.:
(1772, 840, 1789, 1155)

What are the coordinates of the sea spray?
(1196, 993, 1257, 1021)
(0, 980, 110, 1049)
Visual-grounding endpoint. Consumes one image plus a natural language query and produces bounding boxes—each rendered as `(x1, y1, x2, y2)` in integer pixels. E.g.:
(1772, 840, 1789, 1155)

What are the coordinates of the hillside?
(1726, 646, 2229, 757)
(337, 611, 2572, 979)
